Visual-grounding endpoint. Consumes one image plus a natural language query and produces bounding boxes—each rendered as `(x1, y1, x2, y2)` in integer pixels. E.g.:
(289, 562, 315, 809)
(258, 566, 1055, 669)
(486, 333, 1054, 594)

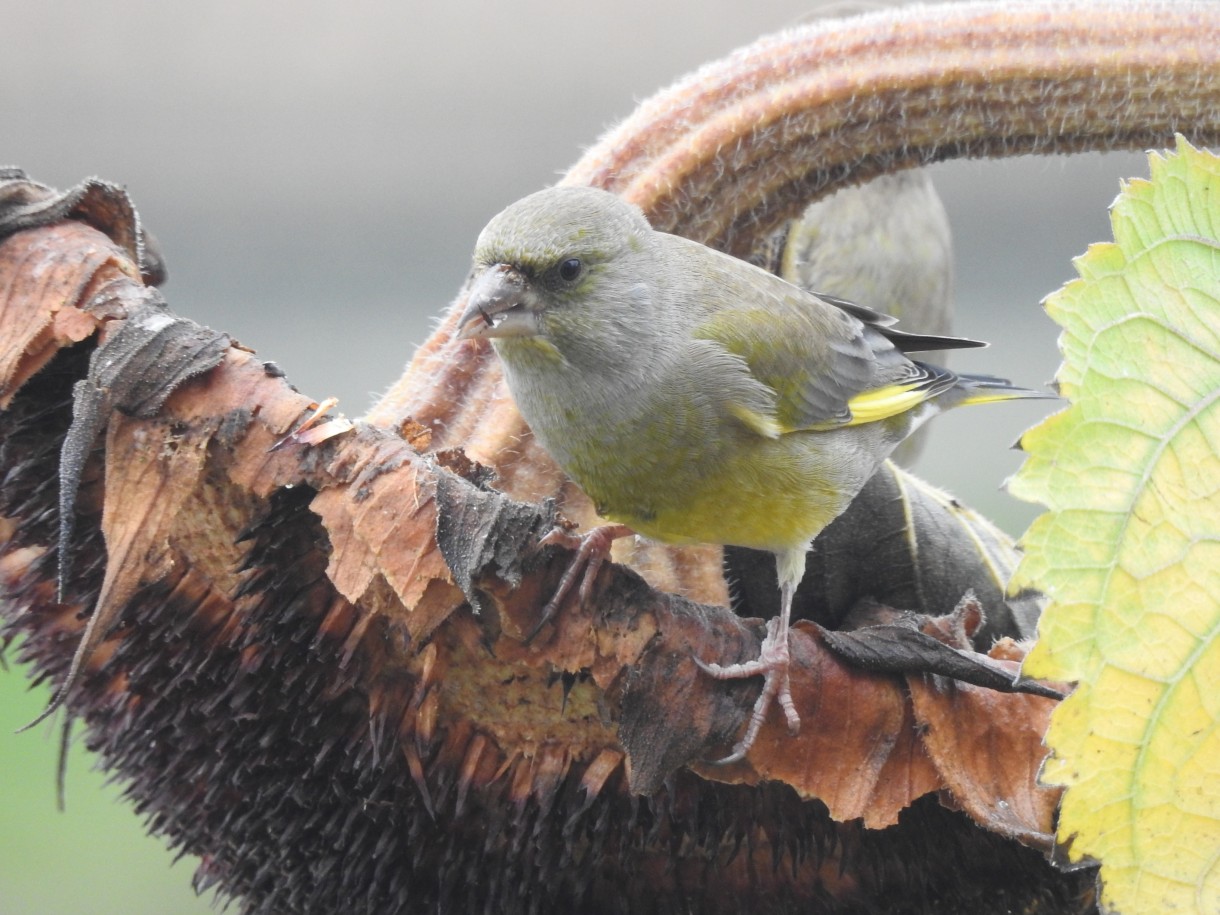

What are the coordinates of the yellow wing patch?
(731, 382, 931, 436)
(810, 378, 1042, 430)
(839, 382, 928, 426)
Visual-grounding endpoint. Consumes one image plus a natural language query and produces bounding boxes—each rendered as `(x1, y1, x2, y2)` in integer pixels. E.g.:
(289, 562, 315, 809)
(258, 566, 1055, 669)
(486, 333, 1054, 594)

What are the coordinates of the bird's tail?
(953, 372, 1058, 407)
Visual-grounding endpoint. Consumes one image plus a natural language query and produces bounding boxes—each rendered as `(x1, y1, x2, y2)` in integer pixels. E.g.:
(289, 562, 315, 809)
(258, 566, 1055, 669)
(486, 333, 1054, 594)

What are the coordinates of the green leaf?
(1010, 136, 1220, 915)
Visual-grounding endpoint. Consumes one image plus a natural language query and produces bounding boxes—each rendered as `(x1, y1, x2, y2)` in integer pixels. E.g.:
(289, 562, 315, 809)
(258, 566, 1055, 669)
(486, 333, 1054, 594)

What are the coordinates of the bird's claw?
(696, 617, 801, 764)
(527, 523, 633, 643)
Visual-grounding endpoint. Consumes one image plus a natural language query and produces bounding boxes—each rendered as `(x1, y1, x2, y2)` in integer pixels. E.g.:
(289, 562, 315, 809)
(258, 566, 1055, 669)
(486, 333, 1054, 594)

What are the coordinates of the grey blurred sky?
(0, 2, 1170, 912)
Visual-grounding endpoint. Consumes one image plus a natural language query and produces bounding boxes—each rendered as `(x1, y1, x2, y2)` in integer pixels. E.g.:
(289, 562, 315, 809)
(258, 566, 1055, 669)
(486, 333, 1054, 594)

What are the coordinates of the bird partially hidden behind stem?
(457, 186, 1053, 763)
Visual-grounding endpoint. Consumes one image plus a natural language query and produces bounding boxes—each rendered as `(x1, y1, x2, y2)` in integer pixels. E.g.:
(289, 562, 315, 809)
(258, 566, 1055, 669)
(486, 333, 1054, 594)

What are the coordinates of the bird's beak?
(457, 265, 541, 340)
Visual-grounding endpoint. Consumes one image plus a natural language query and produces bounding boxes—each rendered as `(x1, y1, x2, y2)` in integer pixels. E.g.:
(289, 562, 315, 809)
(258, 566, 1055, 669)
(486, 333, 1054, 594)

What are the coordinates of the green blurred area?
(0, 649, 214, 915)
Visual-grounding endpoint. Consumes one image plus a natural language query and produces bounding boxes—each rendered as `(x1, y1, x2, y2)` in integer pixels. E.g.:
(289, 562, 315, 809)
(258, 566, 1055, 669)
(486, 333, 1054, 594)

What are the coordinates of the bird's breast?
(496, 342, 890, 554)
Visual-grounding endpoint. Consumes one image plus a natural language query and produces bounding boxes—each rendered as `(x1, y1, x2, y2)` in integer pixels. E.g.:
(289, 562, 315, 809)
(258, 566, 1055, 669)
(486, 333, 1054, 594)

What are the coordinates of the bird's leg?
(527, 523, 634, 642)
(696, 569, 802, 764)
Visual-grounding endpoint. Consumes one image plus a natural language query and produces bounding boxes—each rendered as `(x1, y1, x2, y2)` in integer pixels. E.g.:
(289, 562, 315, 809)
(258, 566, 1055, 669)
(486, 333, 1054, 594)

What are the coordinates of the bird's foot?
(528, 523, 634, 642)
(695, 616, 801, 764)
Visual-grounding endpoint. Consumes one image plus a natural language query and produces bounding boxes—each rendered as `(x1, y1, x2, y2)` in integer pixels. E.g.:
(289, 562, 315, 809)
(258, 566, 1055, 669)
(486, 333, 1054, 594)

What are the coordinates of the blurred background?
(2, 1, 1153, 912)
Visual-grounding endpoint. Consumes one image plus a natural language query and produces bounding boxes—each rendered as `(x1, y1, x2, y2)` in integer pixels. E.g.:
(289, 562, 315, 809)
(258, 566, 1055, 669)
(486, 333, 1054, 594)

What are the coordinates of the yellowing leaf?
(1010, 136, 1220, 915)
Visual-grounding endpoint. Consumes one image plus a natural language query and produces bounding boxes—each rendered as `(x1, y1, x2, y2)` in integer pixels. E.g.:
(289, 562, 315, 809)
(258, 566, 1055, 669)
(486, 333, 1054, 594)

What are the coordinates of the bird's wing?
(679, 241, 956, 434)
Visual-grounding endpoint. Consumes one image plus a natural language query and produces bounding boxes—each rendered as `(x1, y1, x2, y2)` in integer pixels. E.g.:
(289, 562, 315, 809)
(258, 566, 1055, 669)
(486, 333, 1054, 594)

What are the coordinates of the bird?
(456, 185, 1051, 763)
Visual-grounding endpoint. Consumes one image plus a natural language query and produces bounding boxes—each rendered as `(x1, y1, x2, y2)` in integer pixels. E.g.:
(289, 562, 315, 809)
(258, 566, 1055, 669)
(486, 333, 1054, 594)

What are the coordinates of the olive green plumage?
(459, 185, 1049, 760)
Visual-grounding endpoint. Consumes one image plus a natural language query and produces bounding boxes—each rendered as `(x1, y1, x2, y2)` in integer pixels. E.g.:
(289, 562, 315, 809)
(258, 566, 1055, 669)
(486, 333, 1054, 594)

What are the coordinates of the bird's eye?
(558, 258, 582, 282)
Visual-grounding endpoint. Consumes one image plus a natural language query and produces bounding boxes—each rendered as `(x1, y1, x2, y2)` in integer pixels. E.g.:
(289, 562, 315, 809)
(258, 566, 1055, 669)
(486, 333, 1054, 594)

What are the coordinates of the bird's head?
(458, 186, 661, 369)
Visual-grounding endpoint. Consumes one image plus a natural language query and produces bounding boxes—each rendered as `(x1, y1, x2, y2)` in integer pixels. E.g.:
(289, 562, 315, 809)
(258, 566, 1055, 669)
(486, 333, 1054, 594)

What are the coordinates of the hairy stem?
(563, 0, 1220, 257)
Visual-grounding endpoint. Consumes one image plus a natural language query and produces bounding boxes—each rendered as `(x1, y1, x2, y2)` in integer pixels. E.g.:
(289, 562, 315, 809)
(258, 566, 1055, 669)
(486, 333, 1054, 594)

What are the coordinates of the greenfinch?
(458, 186, 1050, 762)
